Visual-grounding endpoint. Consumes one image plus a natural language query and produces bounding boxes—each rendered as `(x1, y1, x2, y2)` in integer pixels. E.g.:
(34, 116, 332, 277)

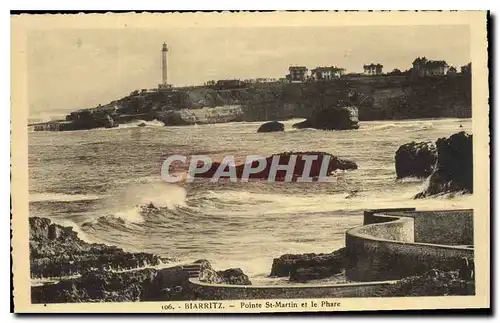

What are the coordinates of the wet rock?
(292, 106, 359, 130)
(30, 218, 253, 303)
(161, 111, 193, 126)
(257, 121, 285, 133)
(197, 260, 224, 284)
(395, 141, 437, 179)
(103, 114, 116, 128)
(29, 217, 172, 278)
(345, 190, 359, 199)
(217, 268, 252, 285)
(195, 151, 357, 181)
(270, 248, 347, 282)
(32, 267, 193, 303)
(416, 132, 473, 198)
(70, 110, 116, 130)
(197, 260, 252, 285)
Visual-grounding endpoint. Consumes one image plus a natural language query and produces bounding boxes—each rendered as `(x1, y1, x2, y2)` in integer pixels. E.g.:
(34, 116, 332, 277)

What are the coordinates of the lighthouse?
(160, 42, 170, 88)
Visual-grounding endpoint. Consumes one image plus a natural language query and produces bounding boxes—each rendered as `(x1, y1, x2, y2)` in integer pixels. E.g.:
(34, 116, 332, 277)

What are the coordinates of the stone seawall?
(188, 208, 474, 299)
(345, 209, 474, 282)
(397, 210, 473, 245)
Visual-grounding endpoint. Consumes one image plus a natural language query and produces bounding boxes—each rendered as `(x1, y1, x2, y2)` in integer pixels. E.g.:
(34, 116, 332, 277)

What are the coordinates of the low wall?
(358, 214, 415, 243)
(346, 209, 474, 282)
(188, 278, 398, 300)
(186, 208, 473, 298)
(397, 210, 473, 245)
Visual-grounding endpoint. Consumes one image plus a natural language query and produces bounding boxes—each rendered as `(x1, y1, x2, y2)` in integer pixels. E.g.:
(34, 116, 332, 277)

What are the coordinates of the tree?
(389, 68, 402, 76)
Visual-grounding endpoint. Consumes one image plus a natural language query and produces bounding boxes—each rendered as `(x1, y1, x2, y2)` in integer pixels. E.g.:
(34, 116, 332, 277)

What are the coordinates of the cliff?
(155, 75, 471, 123)
(29, 217, 172, 278)
(32, 74, 471, 131)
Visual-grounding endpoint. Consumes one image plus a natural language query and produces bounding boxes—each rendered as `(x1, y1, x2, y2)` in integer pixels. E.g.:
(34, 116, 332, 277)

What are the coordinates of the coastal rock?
(160, 111, 193, 126)
(103, 114, 116, 128)
(292, 106, 359, 130)
(257, 121, 285, 133)
(194, 151, 358, 181)
(197, 260, 252, 285)
(416, 131, 473, 198)
(374, 269, 475, 297)
(29, 217, 171, 278)
(270, 248, 347, 282)
(197, 260, 224, 284)
(32, 267, 193, 303)
(35, 75, 471, 132)
(30, 217, 253, 303)
(217, 268, 252, 285)
(395, 141, 437, 179)
(67, 110, 117, 130)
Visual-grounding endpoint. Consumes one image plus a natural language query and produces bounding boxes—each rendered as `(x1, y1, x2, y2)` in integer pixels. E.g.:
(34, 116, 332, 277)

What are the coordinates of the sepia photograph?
(10, 11, 489, 313)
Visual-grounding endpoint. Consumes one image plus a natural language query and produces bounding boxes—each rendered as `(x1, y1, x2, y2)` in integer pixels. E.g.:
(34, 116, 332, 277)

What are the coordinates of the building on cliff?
(363, 63, 383, 75)
(461, 62, 472, 74)
(311, 66, 346, 80)
(286, 66, 308, 82)
(213, 79, 247, 90)
(447, 66, 458, 76)
(412, 57, 450, 76)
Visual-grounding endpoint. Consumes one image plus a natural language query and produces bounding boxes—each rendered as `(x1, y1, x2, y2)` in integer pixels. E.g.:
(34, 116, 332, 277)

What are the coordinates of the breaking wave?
(86, 182, 188, 225)
(118, 119, 165, 128)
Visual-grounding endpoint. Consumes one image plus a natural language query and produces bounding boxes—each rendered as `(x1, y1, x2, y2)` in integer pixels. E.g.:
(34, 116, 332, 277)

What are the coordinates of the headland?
(30, 74, 471, 131)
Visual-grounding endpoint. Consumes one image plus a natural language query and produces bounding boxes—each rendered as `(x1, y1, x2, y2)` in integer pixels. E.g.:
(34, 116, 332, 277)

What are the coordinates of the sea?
(28, 118, 473, 283)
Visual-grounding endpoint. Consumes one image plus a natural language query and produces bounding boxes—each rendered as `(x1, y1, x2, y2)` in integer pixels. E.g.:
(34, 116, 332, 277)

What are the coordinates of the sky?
(26, 25, 470, 118)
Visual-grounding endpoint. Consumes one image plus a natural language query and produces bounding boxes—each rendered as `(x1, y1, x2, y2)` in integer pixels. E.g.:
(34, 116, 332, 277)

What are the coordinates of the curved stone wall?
(187, 208, 473, 299)
(395, 210, 473, 245)
(345, 209, 474, 282)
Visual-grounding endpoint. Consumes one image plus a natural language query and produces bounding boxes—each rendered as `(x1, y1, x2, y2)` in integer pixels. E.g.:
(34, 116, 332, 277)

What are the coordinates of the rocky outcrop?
(32, 266, 194, 303)
(33, 74, 472, 132)
(270, 248, 347, 282)
(416, 132, 473, 198)
(374, 269, 475, 297)
(197, 259, 251, 285)
(257, 121, 284, 133)
(292, 106, 359, 130)
(395, 141, 437, 179)
(194, 151, 358, 181)
(160, 110, 193, 126)
(30, 218, 252, 303)
(218, 269, 252, 285)
(29, 217, 171, 278)
(71, 111, 116, 130)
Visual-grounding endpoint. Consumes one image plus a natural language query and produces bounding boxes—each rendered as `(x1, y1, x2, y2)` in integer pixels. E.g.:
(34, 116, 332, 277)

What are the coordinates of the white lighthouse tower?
(159, 42, 171, 89)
